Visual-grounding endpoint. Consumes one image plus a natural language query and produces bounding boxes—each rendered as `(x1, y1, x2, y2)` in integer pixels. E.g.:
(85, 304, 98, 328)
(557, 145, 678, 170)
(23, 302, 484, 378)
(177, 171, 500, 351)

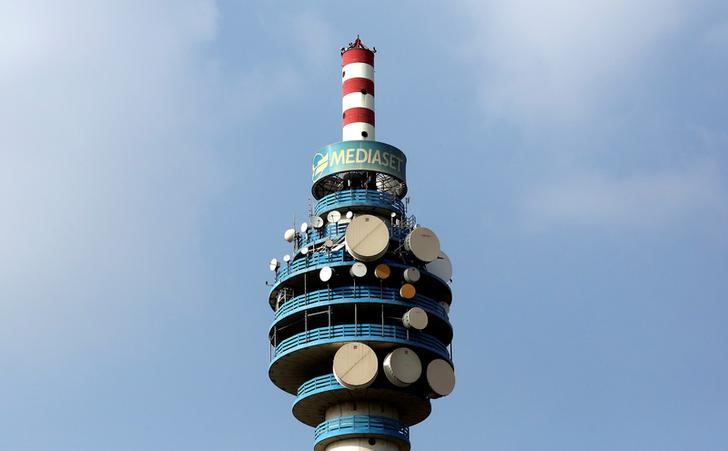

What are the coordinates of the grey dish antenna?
(311, 216, 324, 228)
(405, 227, 441, 263)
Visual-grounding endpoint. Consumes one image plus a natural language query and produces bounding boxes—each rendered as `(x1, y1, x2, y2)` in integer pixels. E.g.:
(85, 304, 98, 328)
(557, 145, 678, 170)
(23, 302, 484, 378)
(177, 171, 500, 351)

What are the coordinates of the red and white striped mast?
(341, 36, 376, 141)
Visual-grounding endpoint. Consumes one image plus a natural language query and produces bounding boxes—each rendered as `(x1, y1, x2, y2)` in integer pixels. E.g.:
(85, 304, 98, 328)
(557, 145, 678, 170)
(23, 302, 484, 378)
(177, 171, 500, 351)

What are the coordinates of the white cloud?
(521, 161, 727, 231)
(0, 1, 224, 363)
(460, 0, 684, 123)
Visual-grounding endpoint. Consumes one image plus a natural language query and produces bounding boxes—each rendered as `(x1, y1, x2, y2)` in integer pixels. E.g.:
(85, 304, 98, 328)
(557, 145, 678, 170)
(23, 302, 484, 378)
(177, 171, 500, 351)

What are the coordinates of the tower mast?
(267, 37, 455, 451)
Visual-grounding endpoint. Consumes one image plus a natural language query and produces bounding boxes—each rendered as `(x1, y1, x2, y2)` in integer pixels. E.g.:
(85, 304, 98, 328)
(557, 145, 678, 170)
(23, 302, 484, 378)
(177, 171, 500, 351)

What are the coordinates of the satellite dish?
(311, 216, 324, 228)
(402, 307, 428, 330)
(403, 267, 421, 283)
(346, 211, 354, 219)
(333, 342, 378, 389)
(283, 229, 296, 242)
(345, 214, 390, 262)
(300, 246, 309, 255)
(425, 251, 453, 282)
(319, 266, 334, 282)
(426, 359, 455, 397)
(399, 283, 416, 299)
(327, 210, 342, 223)
(374, 263, 391, 280)
(324, 239, 335, 248)
(349, 262, 367, 278)
(283, 254, 291, 263)
(383, 348, 422, 387)
(300, 222, 308, 233)
(268, 258, 279, 272)
(405, 227, 440, 263)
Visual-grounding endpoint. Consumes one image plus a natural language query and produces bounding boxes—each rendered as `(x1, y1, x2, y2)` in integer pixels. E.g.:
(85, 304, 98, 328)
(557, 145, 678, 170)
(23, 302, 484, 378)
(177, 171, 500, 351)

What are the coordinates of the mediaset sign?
(312, 141, 407, 183)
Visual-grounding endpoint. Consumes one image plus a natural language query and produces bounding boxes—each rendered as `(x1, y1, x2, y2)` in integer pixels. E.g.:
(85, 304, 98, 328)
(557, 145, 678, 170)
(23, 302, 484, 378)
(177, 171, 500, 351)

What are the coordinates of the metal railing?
(314, 189, 405, 217)
(275, 250, 351, 281)
(314, 415, 409, 445)
(296, 222, 411, 251)
(274, 286, 447, 321)
(271, 324, 450, 362)
(297, 374, 340, 398)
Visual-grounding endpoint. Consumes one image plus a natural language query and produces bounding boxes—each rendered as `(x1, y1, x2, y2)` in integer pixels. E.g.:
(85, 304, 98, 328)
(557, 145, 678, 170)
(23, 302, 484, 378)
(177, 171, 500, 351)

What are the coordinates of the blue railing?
(297, 374, 340, 398)
(271, 324, 450, 362)
(275, 250, 352, 281)
(296, 222, 348, 249)
(296, 222, 411, 251)
(314, 189, 405, 217)
(314, 415, 409, 447)
(274, 286, 447, 321)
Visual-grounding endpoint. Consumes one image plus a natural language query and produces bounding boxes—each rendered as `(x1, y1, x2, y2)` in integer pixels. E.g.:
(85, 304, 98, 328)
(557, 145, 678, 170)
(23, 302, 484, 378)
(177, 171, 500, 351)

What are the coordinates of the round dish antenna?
(425, 251, 453, 282)
(311, 216, 325, 228)
(345, 214, 390, 262)
(383, 347, 422, 387)
(327, 210, 342, 223)
(402, 307, 428, 330)
(403, 267, 421, 283)
(283, 229, 296, 242)
(374, 263, 391, 280)
(405, 227, 440, 262)
(399, 283, 416, 299)
(426, 359, 455, 397)
(349, 262, 367, 278)
(319, 266, 334, 282)
(333, 342, 378, 390)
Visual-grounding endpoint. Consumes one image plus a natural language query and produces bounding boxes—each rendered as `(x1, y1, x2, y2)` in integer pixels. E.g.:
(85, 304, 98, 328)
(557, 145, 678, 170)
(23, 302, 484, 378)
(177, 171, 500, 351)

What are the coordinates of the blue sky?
(2, 1, 727, 450)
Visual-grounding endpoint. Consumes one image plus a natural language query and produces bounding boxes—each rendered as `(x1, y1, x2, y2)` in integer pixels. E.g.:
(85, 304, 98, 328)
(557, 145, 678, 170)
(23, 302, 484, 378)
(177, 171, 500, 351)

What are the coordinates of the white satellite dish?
(345, 214, 390, 262)
(311, 216, 324, 229)
(349, 262, 367, 278)
(268, 258, 279, 272)
(300, 246, 309, 255)
(404, 227, 440, 263)
(327, 210, 342, 223)
(324, 239, 335, 248)
(383, 348, 422, 387)
(402, 307, 428, 330)
(333, 342, 378, 390)
(319, 266, 334, 282)
(283, 254, 291, 263)
(346, 211, 354, 219)
(403, 267, 421, 283)
(283, 229, 296, 243)
(426, 359, 455, 397)
(300, 222, 308, 233)
(425, 251, 453, 282)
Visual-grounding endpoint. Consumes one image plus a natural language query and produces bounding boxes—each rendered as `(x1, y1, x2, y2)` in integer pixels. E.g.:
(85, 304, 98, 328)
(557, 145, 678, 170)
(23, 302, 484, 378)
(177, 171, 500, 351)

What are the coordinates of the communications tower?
(267, 37, 455, 451)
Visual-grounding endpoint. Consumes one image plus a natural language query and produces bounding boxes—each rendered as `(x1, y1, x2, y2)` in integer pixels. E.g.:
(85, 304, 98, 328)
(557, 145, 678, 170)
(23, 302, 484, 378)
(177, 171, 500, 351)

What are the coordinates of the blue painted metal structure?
(267, 41, 454, 451)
